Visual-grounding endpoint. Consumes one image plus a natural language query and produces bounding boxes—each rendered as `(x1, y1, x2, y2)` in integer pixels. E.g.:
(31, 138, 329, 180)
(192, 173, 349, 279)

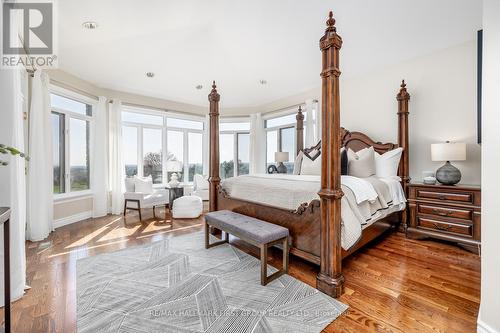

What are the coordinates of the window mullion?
(162, 125, 167, 185)
(65, 114, 71, 193)
(138, 126, 143, 177)
(183, 130, 188, 183)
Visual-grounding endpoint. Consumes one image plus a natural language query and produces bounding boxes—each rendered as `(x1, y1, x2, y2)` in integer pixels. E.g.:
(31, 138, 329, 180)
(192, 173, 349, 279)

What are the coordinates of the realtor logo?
(2, 1, 57, 68)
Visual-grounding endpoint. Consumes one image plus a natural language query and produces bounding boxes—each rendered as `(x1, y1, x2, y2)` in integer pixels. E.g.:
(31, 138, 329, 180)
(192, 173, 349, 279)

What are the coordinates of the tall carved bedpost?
(316, 11, 344, 298)
(208, 81, 221, 212)
(296, 106, 304, 155)
(397, 80, 411, 227)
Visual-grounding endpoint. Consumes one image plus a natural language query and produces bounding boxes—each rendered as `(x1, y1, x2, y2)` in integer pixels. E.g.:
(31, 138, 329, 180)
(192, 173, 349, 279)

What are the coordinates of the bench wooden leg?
(260, 244, 268, 286)
(260, 236, 289, 286)
(205, 223, 230, 249)
(283, 237, 289, 274)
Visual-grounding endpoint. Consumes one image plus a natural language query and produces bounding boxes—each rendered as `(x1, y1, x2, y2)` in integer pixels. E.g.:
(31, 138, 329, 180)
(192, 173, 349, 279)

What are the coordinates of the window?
(237, 133, 250, 175)
(123, 126, 138, 176)
(121, 108, 205, 185)
(188, 132, 203, 181)
(219, 120, 250, 179)
(50, 91, 94, 195)
(167, 130, 184, 182)
(264, 108, 306, 173)
(143, 128, 163, 184)
(52, 113, 65, 194)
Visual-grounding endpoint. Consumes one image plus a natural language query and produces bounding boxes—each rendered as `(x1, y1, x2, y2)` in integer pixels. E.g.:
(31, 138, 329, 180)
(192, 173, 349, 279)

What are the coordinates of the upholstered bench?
(204, 210, 289, 286)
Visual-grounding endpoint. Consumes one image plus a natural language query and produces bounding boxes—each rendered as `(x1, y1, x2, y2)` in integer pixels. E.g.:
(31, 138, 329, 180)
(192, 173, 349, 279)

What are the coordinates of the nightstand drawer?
(415, 189, 474, 204)
(417, 216, 473, 237)
(418, 204, 473, 220)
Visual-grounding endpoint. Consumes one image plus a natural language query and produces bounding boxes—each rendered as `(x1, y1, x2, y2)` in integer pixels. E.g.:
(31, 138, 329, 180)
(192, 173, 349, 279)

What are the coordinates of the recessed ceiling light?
(260, 79, 267, 85)
(146, 72, 155, 78)
(195, 85, 203, 90)
(82, 21, 98, 30)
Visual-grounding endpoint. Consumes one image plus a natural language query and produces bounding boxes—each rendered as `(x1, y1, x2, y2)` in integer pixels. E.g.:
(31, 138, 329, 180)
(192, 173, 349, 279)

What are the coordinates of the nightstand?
(407, 182, 481, 254)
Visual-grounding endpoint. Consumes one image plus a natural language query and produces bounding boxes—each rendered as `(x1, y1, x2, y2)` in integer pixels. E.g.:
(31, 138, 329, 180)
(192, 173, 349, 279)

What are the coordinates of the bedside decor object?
(422, 171, 436, 185)
(431, 142, 466, 185)
(166, 160, 183, 187)
(423, 176, 436, 185)
(407, 183, 481, 253)
(267, 164, 278, 174)
(275, 151, 289, 174)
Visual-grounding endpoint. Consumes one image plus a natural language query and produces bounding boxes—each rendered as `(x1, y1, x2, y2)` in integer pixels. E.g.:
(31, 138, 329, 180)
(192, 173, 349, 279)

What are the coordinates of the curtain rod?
(115, 100, 205, 118)
(50, 78, 99, 100)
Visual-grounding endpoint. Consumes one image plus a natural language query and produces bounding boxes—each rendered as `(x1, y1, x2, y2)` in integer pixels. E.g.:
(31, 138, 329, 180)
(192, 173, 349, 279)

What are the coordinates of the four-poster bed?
(207, 12, 410, 298)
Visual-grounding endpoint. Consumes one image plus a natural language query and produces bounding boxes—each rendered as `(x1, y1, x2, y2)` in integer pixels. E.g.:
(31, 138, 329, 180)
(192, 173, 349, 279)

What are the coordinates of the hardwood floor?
(1, 207, 480, 332)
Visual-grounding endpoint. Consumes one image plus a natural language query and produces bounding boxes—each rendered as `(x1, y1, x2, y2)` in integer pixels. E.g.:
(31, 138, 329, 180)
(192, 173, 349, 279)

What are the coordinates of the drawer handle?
(433, 223, 452, 231)
(438, 194, 447, 200)
(432, 209, 451, 217)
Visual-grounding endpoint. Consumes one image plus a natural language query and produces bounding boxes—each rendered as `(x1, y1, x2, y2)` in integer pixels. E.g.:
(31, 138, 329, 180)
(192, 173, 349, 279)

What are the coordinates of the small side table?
(0, 207, 11, 333)
(166, 186, 184, 209)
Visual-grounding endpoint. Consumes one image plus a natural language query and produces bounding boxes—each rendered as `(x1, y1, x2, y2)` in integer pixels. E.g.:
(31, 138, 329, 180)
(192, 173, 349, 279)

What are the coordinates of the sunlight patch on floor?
(97, 225, 141, 242)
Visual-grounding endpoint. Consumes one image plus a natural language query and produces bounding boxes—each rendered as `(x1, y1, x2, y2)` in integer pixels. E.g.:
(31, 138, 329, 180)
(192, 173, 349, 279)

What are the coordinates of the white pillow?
(375, 147, 403, 178)
(194, 174, 209, 190)
(293, 151, 304, 175)
(347, 147, 376, 178)
(134, 175, 153, 194)
(300, 154, 321, 175)
(124, 177, 135, 192)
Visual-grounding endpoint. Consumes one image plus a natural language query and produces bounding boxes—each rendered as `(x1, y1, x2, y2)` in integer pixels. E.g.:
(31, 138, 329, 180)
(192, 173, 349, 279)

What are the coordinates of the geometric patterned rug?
(76, 231, 348, 332)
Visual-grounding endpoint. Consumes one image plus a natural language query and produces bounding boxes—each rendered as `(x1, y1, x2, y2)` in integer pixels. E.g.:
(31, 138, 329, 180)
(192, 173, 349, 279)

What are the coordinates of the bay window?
(219, 120, 250, 179)
(121, 108, 205, 185)
(51, 89, 94, 196)
(264, 108, 306, 173)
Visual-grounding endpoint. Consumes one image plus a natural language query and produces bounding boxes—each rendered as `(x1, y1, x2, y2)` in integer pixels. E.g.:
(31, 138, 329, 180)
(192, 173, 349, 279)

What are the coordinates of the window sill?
(53, 190, 93, 204)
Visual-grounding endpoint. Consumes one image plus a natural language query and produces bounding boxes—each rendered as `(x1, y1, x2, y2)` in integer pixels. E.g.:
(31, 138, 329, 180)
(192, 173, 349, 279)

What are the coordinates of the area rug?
(76, 232, 348, 332)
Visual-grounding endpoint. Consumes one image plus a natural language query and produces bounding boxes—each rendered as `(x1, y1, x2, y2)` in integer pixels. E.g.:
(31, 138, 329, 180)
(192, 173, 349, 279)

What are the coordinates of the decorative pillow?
(124, 177, 135, 192)
(300, 153, 321, 175)
(347, 147, 376, 178)
(303, 147, 321, 161)
(293, 151, 304, 175)
(340, 147, 348, 175)
(134, 175, 153, 194)
(194, 174, 209, 190)
(375, 147, 403, 178)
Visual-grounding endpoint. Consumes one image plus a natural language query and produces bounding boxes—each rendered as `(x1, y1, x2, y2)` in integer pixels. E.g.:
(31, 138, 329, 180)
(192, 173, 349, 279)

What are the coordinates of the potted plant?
(0, 143, 29, 166)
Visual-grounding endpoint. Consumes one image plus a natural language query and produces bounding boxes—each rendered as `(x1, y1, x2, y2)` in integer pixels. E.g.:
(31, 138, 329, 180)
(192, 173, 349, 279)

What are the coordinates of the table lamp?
(275, 152, 289, 174)
(166, 160, 183, 187)
(431, 141, 466, 185)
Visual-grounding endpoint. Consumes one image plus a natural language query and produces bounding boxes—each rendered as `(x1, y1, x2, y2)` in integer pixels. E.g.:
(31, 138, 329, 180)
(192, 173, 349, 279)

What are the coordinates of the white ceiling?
(57, 0, 482, 108)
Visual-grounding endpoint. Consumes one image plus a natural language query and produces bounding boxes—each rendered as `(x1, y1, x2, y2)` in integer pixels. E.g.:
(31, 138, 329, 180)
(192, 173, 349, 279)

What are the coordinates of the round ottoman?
(172, 195, 203, 219)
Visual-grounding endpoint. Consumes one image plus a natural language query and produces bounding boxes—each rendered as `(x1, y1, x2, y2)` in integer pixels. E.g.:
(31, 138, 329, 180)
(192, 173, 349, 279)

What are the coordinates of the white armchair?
(191, 174, 209, 201)
(123, 177, 169, 221)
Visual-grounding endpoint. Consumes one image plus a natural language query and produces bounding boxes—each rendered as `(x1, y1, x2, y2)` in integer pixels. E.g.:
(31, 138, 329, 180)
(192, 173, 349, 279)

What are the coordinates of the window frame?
(263, 107, 306, 170)
(121, 106, 206, 185)
(50, 85, 96, 200)
(219, 117, 251, 179)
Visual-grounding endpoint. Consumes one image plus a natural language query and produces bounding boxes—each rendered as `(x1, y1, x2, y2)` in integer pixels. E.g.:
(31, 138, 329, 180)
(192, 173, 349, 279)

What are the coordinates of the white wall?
(478, 0, 500, 332)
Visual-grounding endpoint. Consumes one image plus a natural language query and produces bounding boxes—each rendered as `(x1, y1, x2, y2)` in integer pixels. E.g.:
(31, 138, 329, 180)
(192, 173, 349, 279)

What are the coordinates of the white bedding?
(220, 173, 406, 250)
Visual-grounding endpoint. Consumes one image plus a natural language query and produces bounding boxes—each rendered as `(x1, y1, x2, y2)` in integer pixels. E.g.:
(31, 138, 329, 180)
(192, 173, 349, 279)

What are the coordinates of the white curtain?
(92, 97, 109, 217)
(0, 68, 27, 306)
(109, 100, 123, 215)
(249, 113, 266, 174)
(27, 71, 53, 241)
(305, 99, 320, 147)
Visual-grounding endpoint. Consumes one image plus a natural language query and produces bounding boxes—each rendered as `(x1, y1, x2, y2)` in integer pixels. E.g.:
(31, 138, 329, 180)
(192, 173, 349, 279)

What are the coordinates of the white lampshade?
(166, 160, 183, 172)
(431, 142, 466, 162)
(275, 151, 289, 163)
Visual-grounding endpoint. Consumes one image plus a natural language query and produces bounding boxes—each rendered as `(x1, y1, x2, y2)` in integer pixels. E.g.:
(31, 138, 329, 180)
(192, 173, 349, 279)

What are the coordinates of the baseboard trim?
(53, 211, 92, 229)
(478, 320, 499, 333)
